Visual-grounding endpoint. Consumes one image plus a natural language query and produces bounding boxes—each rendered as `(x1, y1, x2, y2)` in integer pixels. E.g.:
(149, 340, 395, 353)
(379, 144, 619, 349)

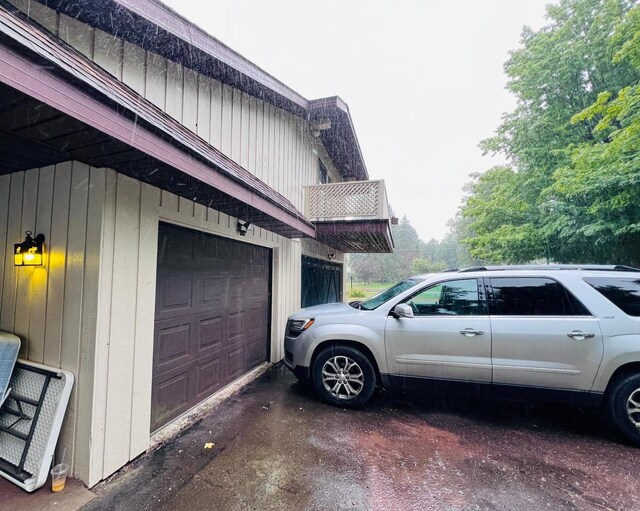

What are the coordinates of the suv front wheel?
(604, 373, 640, 447)
(312, 346, 376, 408)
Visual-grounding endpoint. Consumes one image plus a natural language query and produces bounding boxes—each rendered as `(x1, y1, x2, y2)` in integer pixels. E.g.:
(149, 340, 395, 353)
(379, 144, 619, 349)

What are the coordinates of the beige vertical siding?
(301, 238, 344, 264)
(0, 163, 105, 485)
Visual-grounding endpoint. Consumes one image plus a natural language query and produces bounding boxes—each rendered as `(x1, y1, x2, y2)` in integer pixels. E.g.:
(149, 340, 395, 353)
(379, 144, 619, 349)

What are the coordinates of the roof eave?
(308, 96, 369, 182)
(0, 3, 315, 238)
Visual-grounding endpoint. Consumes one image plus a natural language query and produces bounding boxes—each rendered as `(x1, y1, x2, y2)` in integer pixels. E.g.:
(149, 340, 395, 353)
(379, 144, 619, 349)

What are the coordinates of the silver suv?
(284, 265, 640, 445)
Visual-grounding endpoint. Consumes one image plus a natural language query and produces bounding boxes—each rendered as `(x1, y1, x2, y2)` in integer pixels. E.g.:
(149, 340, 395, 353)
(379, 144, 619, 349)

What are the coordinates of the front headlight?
(287, 318, 315, 337)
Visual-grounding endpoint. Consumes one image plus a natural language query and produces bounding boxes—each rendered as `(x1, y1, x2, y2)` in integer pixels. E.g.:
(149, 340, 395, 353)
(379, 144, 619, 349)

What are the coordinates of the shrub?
(349, 287, 366, 298)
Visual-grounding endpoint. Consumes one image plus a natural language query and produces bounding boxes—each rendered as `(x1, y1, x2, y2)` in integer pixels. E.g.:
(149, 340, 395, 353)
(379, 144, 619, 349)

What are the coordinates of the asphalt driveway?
(83, 365, 639, 511)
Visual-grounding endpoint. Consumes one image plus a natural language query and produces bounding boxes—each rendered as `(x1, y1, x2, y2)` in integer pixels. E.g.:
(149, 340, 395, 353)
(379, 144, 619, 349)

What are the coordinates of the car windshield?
(359, 278, 425, 310)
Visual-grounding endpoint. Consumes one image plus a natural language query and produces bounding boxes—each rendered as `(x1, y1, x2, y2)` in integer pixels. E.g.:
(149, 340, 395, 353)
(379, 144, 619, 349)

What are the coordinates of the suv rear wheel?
(312, 346, 376, 408)
(604, 373, 640, 447)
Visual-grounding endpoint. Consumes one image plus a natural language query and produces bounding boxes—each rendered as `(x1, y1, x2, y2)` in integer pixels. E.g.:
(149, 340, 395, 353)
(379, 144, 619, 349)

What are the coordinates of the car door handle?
(460, 328, 484, 337)
(567, 330, 595, 340)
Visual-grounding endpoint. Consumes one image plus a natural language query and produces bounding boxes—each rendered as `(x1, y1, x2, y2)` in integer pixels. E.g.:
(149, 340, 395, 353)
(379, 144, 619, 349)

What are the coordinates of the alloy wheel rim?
(321, 355, 364, 400)
(627, 387, 640, 428)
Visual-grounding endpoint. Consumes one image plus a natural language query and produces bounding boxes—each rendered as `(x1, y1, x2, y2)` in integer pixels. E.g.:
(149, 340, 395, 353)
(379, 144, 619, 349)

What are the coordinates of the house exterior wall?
(0, 163, 106, 485)
(3, 0, 348, 487)
(0, 163, 343, 486)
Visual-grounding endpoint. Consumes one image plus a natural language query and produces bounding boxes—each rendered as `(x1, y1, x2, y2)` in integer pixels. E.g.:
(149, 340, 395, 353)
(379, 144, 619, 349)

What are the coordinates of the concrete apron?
(0, 362, 273, 511)
(150, 362, 274, 450)
(0, 472, 95, 511)
(82, 363, 639, 511)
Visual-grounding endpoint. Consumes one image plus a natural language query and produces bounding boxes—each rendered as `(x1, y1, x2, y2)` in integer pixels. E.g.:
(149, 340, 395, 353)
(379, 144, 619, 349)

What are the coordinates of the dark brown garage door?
(151, 223, 271, 431)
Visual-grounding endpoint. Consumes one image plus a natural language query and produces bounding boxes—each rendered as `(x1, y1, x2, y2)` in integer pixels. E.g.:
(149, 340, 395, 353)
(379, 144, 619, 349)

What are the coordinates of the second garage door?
(301, 255, 342, 308)
(151, 223, 271, 431)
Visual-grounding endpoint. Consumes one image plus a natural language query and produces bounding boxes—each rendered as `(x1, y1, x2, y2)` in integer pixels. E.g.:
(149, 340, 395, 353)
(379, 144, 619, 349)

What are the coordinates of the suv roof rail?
(457, 264, 640, 273)
(458, 266, 487, 273)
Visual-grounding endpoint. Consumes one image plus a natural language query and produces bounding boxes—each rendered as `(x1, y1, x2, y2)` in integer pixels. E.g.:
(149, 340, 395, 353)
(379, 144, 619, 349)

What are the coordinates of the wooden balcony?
(304, 180, 394, 253)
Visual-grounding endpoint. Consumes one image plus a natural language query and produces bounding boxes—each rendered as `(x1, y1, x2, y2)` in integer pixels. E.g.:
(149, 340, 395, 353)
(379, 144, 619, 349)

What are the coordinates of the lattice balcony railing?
(304, 180, 390, 221)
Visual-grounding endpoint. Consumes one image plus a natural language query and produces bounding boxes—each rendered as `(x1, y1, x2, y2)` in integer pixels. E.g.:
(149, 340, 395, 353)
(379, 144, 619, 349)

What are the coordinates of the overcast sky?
(163, 0, 553, 241)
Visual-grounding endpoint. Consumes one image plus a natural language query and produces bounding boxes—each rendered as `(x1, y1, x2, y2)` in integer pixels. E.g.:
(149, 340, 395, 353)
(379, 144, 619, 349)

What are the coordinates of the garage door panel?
(155, 270, 193, 318)
(195, 356, 222, 399)
(226, 346, 245, 380)
(157, 226, 194, 265)
(153, 223, 271, 431)
(197, 314, 226, 352)
(247, 338, 266, 366)
(200, 276, 227, 310)
(249, 277, 268, 298)
(151, 371, 191, 431)
(248, 305, 266, 334)
(196, 234, 219, 259)
(154, 318, 192, 371)
(228, 309, 247, 341)
(228, 281, 245, 307)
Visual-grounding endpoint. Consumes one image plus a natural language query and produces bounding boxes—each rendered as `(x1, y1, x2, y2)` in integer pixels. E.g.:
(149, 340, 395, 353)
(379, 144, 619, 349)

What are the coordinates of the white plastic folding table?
(0, 355, 74, 492)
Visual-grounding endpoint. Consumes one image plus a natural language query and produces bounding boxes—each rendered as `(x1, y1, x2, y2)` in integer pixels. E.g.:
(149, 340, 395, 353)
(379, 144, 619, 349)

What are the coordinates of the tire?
(311, 345, 376, 408)
(603, 373, 640, 447)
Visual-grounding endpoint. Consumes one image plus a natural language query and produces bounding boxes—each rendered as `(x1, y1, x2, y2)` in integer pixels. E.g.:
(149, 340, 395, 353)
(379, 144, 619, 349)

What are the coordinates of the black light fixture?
(14, 231, 45, 266)
(236, 219, 251, 236)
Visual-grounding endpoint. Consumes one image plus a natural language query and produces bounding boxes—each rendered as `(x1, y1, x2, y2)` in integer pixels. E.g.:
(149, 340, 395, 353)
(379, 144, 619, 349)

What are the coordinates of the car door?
(385, 278, 492, 382)
(487, 276, 604, 391)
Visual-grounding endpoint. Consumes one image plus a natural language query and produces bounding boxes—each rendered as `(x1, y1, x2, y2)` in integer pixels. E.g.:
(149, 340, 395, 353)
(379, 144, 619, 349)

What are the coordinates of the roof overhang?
(31, 0, 369, 182)
(314, 220, 394, 253)
(308, 97, 369, 181)
(0, 3, 315, 238)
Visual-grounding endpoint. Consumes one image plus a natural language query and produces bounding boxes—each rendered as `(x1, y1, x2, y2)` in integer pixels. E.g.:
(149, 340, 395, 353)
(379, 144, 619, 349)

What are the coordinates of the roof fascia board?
(115, 0, 308, 107)
(38, 0, 308, 115)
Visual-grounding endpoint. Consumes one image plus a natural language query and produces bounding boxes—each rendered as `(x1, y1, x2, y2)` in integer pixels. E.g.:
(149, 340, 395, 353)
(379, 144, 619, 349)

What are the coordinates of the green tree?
(438, 216, 486, 268)
(412, 258, 447, 274)
(549, 5, 640, 265)
(349, 213, 480, 283)
(462, 167, 544, 262)
(461, 0, 640, 264)
(349, 253, 383, 284)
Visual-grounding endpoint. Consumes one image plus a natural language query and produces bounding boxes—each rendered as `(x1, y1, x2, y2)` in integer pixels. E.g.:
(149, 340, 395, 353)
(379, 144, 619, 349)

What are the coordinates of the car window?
(584, 277, 640, 317)
(488, 277, 590, 316)
(406, 279, 481, 316)
(359, 278, 425, 310)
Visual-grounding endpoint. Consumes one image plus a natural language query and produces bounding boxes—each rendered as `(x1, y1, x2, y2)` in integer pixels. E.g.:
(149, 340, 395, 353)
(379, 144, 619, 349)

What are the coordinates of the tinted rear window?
(489, 277, 590, 316)
(584, 277, 640, 317)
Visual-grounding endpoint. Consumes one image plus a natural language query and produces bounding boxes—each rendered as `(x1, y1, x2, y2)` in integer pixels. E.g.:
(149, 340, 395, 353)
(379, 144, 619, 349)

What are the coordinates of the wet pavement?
(82, 365, 639, 511)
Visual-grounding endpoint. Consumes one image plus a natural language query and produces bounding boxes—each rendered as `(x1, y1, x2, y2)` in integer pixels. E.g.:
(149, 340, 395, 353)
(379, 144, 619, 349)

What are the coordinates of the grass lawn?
(346, 281, 392, 301)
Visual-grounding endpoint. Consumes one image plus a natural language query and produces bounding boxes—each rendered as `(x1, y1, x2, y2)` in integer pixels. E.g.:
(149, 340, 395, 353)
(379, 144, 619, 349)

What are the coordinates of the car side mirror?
(393, 303, 414, 318)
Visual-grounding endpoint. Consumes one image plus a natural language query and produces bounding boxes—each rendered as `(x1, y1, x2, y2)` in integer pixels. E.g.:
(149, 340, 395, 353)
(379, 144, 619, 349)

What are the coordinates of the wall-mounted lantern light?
(237, 220, 251, 236)
(14, 231, 45, 266)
